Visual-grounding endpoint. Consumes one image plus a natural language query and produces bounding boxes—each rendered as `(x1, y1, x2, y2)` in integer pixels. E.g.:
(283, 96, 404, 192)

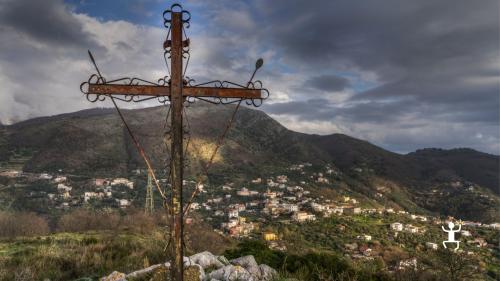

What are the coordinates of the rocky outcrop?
(230, 256, 260, 279)
(190, 251, 225, 269)
(101, 271, 126, 281)
(207, 265, 254, 281)
(100, 251, 277, 281)
(259, 264, 278, 281)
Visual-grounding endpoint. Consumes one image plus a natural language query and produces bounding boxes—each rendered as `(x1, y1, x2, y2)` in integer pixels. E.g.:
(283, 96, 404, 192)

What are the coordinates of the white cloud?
(0, 4, 299, 122)
(269, 114, 343, 135)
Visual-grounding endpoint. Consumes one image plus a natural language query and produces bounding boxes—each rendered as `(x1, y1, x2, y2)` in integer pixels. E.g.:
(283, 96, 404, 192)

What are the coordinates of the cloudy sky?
(0, 0, 498, 154)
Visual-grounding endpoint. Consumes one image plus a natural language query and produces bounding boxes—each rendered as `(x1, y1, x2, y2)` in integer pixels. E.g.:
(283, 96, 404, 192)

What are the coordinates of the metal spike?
(88, 50, 103, 78)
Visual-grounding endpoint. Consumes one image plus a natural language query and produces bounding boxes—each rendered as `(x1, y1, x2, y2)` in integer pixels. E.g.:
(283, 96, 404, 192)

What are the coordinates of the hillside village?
(0, 160, 498, 274)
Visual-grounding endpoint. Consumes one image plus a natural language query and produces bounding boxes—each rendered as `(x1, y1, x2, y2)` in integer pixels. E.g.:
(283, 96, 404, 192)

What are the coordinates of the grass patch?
(0, 231, 168, 281)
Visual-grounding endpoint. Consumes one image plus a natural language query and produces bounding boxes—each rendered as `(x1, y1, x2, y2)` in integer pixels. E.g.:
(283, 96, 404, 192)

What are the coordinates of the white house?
(282, 203, 299, 213)
(311, 202, 326, 212)
(344, 207, 361, 215)
(189, 202, 200, 210)
(229, 203, 246, 212)
(398, 258, 417, 270)
(227, 208, 239, 219)
(251, 178, 262, 184)
(264, 189, 277, 199)
(391, 222, 403, 232)
(39, 173, 53, 180)
(237, 188, 250, 196)
(316, 177, 329, 184)
(267, 179, 279, 188)
(276, 175, 288, 183)
(224, 219, 239, 229)
(111, 178, 134, 189)
(461, 230, 472, 237)
(249, 190, 260, 196)
(425, 242, 438, 250)
(357, 235, 372, 241)
(118, 199, 130, 207)
(84, 192, 103, 202)
(488, 223, 500, 229)
(53, 176, 67, 183)
(292, 211, 316, 222)
(404, 224, 423, 234)
(57, 183, 72, 192)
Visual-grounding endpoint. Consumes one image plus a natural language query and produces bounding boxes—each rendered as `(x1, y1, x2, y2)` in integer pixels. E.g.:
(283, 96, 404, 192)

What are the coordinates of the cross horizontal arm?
(89, 84, 168, 96)
(186, 86, 261, 99)
(88, 84, 262, 99)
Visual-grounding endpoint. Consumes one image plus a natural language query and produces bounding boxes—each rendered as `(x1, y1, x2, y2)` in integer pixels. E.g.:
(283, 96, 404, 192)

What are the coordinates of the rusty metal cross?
(80, 4, 268, 281)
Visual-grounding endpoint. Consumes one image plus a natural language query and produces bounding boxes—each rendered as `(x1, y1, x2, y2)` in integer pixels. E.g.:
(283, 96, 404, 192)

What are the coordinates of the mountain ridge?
(0, 104, 498, 222)
(7, 107, 499, 156)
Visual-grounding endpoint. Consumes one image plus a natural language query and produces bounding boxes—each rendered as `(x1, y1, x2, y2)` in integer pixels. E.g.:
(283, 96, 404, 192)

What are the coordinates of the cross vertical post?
(170, 11, 184, 281)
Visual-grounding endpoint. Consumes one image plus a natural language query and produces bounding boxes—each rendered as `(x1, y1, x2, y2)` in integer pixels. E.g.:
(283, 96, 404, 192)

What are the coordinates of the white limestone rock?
(100, 271, 126, 281)
(190, 264, 205, 281)
(100, 252, 278, 281)
(190, 251, 225, 269)
(259, 264, 278, 281)
(208, 265, 254, 281)
(126, 264, 163, 279)
(230, 255, 261, 279)
(216, 255, 230, 266)
(184, 256, 195, 266)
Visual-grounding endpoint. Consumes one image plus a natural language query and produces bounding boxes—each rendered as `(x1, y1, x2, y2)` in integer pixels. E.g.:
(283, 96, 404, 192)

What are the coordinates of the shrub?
(121, 211, 156, 234)
(225, 240, 285, 269)
(0, 211, 49, 238)
(57, 209, 120, 232)
(225, 240, 392, 281)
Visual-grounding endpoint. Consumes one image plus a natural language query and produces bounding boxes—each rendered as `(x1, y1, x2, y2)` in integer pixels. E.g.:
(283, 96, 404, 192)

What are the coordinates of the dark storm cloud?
(356, 77, 500, 123)
(267, 94, 499, 126)
(264, 0, 499, 116)
(265, 99, 411, 124)
(0, 0, 96, 47)
(262, 0, 498, 76)
(250, 0, 499, 153)
(305, 74, 350, 92)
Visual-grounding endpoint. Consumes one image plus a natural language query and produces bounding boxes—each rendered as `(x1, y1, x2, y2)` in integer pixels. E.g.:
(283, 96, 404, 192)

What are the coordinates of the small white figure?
(442, 221, 461, 251)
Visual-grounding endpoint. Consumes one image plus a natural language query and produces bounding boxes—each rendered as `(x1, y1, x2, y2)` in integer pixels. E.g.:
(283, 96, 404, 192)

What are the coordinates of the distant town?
(1, 160, 498, 272)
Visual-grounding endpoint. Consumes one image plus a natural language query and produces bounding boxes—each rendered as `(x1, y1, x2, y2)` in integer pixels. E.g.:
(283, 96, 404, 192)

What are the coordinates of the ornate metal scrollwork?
(245, 80, 270, 107)
(79, 74, 169, 103)
(158, 76, 170, 86)
(81, 5, 268, 108)
(163, 3, 191, 29)
(80, 74, 106, 102)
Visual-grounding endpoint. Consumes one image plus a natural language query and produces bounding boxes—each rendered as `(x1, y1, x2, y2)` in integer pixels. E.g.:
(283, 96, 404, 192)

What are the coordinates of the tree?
(431, 249, 481, 281)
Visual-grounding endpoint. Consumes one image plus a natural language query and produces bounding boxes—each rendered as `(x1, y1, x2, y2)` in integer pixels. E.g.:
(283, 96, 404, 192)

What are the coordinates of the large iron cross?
(80, 4, 267, 281)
